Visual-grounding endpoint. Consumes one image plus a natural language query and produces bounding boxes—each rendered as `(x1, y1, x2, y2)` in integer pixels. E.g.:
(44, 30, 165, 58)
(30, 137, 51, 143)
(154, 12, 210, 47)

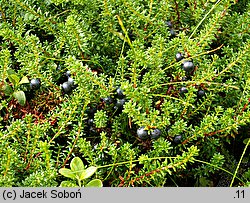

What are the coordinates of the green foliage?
(59, 157, 102, 187)
(0, 0, 250, 187)
(0, 68, 29, 105)
(94, 110, 108, 128)
(20, 169, 58, 187)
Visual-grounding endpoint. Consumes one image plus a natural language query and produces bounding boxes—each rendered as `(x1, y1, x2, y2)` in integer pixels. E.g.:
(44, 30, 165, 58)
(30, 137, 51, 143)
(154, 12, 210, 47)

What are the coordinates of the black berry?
(175, 52, 184, 62)
(61, 81, 72, 94)
(170, 29, 176, 37)
(56, 64, 62, 71)
(102, 97, 113, 104)
(89, 126, 97, 134)
(182, 76, 188, 81)
(86, 107, 97, 117)
(197, 90, 205, 97)
(116, 87, 125, 99)
(87, 118, 94, 126)
(65, 70, 71, 78)
(182, 61, 194, 72)
(137, 127, 149, 140)
(30, 78, 41, 90)
(179, 87, 188, 94)
(150, 129, 161, 139)
(67, 77, 74, 86)
(173, 135, 182, 144)
(166, 21, 173, 28)
(115, 98, 126, 109)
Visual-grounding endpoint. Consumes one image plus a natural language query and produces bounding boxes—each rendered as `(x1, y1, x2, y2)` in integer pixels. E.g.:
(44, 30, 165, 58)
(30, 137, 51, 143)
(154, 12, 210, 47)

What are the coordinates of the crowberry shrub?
(0, 0, 250, 187)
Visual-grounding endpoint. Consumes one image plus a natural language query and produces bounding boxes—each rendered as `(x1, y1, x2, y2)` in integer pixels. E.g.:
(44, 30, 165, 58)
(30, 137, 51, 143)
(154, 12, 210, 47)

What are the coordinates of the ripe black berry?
(67, 77, 74, 86)
(182, 61, 194, 72)
(89, 126, 97, 135)
(56, 71, 68, 85)
(116, 87, 125, 99)
(65, 70, 71, 78)
(173, 135, 182, 144)
(137, 127, 149, 140)
(102, 97, 113, 104)
(170, 29, 176, 37)
(56, 64, 62, 71)
(150, 129, 161, 139)
(179, 87, 188, 94)
(87, 118, 94, 126)
(182, 76, 188, 81)
(61, 81, 72, 94)
(197, 90, 205, 97)
(30, 78, 41, 90)
(175, 52, 184, 62)
(166, 21, 173, 28)
(115, 98, 126, 109)
(86, 106, 97, 117)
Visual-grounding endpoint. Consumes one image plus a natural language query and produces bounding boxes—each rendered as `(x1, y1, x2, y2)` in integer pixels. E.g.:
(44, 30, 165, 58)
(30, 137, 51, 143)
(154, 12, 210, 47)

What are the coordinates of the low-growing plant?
(59, 157, 102, 187)
(0, 0, 250, 187)
(0, 69, 29, 106)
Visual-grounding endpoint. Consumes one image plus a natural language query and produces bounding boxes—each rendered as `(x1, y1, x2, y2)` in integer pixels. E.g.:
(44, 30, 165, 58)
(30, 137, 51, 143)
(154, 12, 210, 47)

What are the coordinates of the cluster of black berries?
(101, 87, 126, 111)
(58, 69, 76, 95)
(85, 106, 97, 135)
(55, 64, 77, 95)
(84, 87, 126, 135)
(175, 52, 206, 98)
(175, 52, 192, 95)
(166, 21, 176, 38)
(114, 87, 126, 110)
(137, 126, 161, 140)
(175, 52, 195, 73)
(25, 78, 41, 101)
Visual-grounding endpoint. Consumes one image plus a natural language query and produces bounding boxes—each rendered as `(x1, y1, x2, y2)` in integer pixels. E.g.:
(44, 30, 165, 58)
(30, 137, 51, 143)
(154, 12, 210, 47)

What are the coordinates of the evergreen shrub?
(0, 0, 250, 187)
